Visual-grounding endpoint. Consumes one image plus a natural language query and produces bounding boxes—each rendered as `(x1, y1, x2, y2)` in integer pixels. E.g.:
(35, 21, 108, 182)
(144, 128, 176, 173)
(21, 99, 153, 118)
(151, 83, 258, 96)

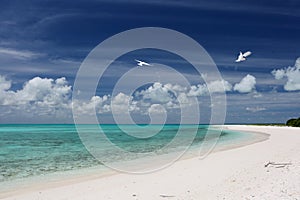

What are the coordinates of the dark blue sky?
(0, 0, 299, 123)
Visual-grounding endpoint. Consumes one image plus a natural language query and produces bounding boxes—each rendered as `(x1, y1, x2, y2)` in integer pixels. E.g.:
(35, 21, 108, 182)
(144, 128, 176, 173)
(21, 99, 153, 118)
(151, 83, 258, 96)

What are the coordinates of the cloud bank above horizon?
(1, 57, 299, 123)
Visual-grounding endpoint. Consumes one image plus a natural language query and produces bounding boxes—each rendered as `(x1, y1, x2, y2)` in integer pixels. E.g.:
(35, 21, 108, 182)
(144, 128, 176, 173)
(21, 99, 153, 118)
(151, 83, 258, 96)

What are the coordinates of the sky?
(0, 0, 299, 124)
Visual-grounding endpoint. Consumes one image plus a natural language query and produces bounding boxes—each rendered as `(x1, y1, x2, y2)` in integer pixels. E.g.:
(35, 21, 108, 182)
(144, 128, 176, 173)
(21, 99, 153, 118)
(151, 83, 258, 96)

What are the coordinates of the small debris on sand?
(160, 194, 176, 198)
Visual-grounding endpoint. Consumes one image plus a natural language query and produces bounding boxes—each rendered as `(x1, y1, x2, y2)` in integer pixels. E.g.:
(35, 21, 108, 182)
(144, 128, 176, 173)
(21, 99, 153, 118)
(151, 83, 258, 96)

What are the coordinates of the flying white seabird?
(135, 59, 152, 66)
(235, 51, 252, 62)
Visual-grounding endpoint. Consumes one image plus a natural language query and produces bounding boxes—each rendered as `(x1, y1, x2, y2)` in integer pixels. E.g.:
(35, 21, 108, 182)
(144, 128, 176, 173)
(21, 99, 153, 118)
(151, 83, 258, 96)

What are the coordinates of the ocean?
(0, 124, 260, 182)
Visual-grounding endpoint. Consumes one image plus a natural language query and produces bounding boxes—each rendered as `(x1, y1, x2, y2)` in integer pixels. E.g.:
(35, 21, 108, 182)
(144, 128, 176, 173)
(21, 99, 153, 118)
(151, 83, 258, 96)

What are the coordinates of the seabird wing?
(143, 62, 151, 66)
(242, 51, 252, 57)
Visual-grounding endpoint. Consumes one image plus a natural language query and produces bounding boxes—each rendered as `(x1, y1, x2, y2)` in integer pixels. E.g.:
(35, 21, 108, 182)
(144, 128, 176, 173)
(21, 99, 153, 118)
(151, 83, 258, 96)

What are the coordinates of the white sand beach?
(1, 125, 300, 200)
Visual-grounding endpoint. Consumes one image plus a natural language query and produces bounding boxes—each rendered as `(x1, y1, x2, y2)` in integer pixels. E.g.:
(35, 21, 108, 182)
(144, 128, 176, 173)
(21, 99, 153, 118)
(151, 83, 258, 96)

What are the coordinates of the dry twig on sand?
(264, 161, 292, 168)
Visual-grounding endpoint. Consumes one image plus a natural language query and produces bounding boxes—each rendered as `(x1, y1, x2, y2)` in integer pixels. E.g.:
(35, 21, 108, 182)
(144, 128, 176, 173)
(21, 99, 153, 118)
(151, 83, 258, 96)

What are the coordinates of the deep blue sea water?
(0, 124, 256, 182)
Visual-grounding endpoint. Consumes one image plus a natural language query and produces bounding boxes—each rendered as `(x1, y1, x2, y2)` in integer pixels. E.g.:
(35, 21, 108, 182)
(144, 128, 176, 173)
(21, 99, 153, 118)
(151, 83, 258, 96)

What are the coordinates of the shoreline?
(1, 125, 299, 199)
(0, 125, 268, 198)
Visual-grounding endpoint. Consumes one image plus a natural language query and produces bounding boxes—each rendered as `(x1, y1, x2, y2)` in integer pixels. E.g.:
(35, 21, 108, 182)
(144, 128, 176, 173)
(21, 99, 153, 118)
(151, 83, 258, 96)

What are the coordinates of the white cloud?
(233, 74, 256, 93)
(187, 84, 208, 97)
(111, 92, 140, 113)
(0, 47, 43, 60)
(253, 92, 263, 98)
(207, 79, 232, 93)
(16, 77, 71, 106)
(0, 75, 13, 105)
(272, 57, 300, 91)
(73, 95, 110, 115)
(246, 106, 266, 112)
(177, 92, 190, 104)
(136, 82, 173, 104)
(73, 93, 141, 116)
(164, 83, 187, 94)
(0, 76, 72, 115)
(148, 104, 166, 114)
(50, 58, 80, 65)
(135, 82, 194, 111)
(272, 68, 285, 80)
(134, 80, 233, 113)
(187, 79, 232, 97)
(0, 75, 11, 91)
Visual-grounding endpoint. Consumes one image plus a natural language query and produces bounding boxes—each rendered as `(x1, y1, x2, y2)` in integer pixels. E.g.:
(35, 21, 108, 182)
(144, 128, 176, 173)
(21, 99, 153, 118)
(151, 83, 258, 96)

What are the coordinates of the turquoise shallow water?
(0, 124, 254, 182)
